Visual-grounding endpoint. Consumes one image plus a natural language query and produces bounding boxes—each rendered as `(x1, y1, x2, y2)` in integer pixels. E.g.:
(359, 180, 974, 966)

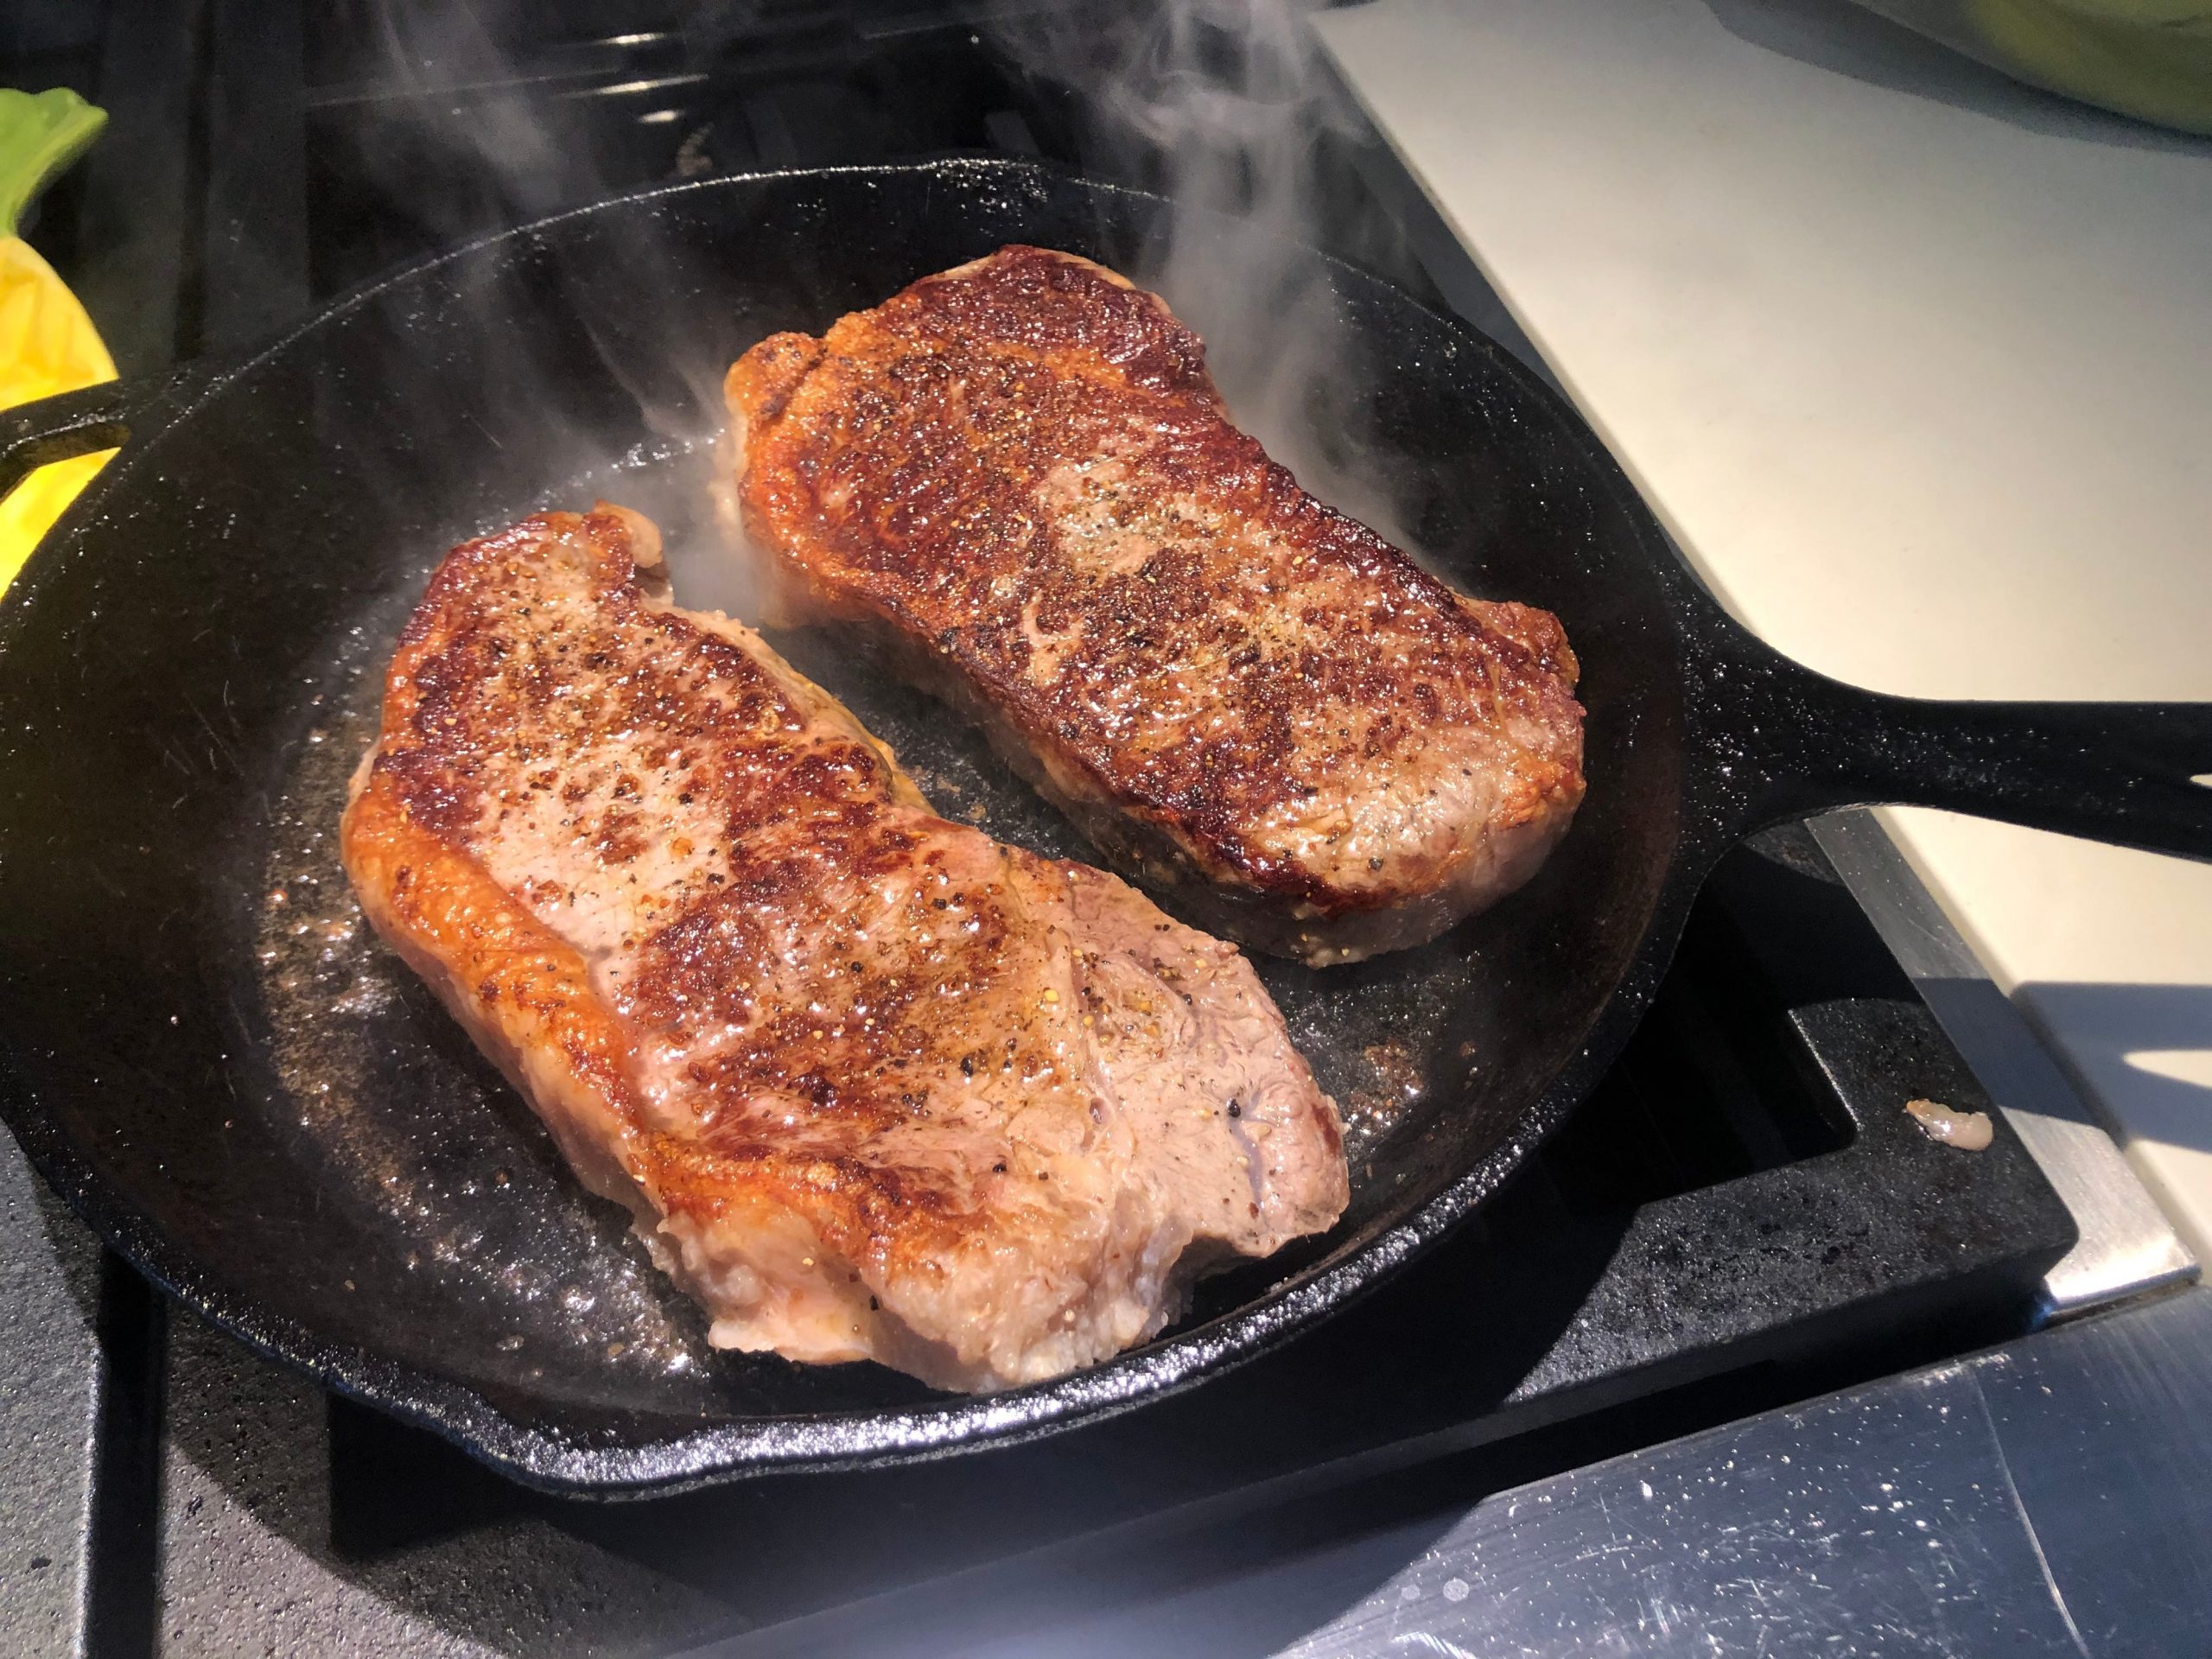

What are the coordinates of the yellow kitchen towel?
(0, 88, 114, 594)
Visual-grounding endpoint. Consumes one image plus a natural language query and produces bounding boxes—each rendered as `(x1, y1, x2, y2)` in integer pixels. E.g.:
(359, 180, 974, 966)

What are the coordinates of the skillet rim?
(0, 158, 1720, 1497)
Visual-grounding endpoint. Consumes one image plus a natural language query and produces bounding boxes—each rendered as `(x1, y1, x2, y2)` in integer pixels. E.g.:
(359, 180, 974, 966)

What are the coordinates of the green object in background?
(1859, 0, 2212, 133)
(1969, 0, 2212, 133)
(0, 87, 105, 237)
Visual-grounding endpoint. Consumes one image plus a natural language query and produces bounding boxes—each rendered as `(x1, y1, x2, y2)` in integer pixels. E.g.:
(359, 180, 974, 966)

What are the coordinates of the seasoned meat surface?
(723, 245, 1586, 965)
(341, 505, 1345, 1392)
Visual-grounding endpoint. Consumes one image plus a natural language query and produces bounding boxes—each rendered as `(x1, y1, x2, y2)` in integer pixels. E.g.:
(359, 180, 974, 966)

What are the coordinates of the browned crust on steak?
(342, 506, 1345, 1390)
(724, 245, 1587, 964)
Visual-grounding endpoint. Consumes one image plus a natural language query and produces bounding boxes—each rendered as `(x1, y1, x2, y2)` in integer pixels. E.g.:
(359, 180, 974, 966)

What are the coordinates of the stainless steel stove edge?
(1811, 809, 2197, 1319)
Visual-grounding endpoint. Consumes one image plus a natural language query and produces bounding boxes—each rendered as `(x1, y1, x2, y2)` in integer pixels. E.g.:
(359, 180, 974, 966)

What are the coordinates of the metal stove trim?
(1812, 808, 2196, 1317)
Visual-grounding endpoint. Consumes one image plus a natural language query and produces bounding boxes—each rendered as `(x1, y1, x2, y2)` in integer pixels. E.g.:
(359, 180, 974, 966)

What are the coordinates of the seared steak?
(722, 245, 1586, 965)
(341, 505, 1345, 1391)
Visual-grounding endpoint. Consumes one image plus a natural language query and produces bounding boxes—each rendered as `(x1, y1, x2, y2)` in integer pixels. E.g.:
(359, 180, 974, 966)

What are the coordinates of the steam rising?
(990, 1, 1359, 384)
(340, 0, 1427, 591)
(336, 3, 749, 602)
(988, 0, 1425, 542)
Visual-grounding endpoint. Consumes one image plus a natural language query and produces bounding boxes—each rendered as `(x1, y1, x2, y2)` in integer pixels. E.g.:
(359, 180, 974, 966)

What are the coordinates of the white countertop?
(1315, 0, 2212, 1250)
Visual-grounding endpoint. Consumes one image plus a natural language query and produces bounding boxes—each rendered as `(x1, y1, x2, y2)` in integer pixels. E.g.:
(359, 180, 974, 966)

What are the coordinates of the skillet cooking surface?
(0, 162, 1688, 1491)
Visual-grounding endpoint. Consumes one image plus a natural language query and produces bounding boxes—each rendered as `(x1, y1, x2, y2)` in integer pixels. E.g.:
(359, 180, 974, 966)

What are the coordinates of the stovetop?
(0, 3, 2101, 1654)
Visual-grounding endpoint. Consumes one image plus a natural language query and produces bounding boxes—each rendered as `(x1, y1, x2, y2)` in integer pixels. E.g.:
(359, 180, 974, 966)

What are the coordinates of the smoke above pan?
(313, 2, 1435, 572)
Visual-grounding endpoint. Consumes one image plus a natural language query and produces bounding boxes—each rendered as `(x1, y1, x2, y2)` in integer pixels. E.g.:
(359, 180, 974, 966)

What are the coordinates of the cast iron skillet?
(0, 162, 2205, 1497)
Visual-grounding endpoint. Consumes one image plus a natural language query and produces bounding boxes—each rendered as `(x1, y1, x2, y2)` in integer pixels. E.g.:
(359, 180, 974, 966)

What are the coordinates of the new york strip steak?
(341, 505, 1346, 1392)
(723, 246, 1586, 965)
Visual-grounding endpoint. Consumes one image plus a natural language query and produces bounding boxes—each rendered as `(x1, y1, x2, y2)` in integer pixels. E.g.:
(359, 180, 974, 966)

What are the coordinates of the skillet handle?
(1709, 626, 2212, 862)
